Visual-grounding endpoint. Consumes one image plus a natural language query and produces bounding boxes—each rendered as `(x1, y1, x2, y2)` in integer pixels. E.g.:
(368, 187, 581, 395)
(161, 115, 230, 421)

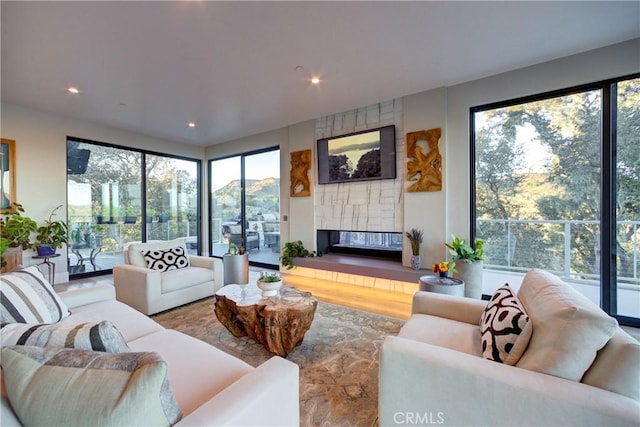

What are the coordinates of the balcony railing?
(477, 218, 639, 286)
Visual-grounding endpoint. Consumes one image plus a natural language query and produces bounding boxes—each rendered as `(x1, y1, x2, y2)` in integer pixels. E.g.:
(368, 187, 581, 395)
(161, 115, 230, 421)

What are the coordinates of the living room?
(1, 2, 639, 426)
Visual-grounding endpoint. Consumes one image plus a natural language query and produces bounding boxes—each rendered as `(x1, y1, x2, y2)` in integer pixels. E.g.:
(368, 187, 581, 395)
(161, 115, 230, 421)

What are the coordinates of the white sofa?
(113, 238, 223, 315)
(1, 284, 300, 426)
(379, 269, 640, 426)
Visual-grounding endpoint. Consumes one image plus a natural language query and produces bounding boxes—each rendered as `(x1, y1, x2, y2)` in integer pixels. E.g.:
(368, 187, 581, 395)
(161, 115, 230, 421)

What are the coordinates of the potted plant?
(445, 234, 485, 299)
(256, 271, 282, 297)
(33, 205, 68, 257)
(223, 241, 249, 285)
(405, 228, 424, 270)
(0, 202, 37, 271)
(419, 261, 464, 296)
(279, 240, 322, 270)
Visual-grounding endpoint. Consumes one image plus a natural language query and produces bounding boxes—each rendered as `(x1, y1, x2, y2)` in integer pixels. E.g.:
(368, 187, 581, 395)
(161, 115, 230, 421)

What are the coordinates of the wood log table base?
(214, 284, 318, 357)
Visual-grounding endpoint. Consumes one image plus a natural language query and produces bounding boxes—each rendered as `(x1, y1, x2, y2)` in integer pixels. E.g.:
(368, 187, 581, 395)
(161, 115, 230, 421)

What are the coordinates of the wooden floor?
(63, 269, 414, 320)
(284, 273, 413, 320)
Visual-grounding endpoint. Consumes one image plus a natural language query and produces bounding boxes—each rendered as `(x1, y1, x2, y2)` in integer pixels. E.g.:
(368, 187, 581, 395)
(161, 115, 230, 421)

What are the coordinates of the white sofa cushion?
(1, 346, 182, 426)
(480, 283, 532, 365)
(516, 269, 618, 381)
(1, 320, 130, 353)
(127, 238, 188, 269)
(399, 313, 482, 357)
(0, 266, 70, 324)
(59, 299, 164, 342)
(160, 267, 214, 294)
(128, 329, 253, 417)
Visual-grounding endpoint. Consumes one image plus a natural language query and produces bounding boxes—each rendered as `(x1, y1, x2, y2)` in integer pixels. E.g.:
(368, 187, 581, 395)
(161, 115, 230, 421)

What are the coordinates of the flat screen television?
(317, 125, 396, 184)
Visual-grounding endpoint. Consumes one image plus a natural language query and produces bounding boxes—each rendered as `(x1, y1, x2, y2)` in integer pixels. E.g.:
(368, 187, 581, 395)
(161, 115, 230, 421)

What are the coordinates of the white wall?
(0, 103, 205, 282)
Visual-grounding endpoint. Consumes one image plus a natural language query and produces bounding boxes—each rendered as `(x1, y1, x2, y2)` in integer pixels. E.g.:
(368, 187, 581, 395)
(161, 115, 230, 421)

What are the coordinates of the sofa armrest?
(57, 285, 116, 309)
(112, 264, 162, 314)
(411, 291, 486, 324)
(189, 256, 223, 289)
(175, 356, 299, 426)
(379, 336, 640, 427)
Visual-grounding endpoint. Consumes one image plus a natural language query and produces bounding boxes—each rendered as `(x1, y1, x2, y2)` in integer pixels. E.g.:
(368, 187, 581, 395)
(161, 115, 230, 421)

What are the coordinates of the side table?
(33, 253, 61, 284)
(419, 274, 465, 297)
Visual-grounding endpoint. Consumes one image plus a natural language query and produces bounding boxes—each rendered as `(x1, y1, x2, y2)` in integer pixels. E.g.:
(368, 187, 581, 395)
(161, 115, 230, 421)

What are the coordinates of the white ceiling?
(2, 1, 639, 147)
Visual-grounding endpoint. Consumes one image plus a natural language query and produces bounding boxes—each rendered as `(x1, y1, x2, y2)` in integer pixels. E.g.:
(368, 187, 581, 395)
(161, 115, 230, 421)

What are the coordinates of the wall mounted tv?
(317, 125, 396, 184)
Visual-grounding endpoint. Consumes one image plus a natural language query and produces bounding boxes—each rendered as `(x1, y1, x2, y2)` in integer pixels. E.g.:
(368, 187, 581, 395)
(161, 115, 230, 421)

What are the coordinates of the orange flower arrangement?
(432, 261, 457, 275)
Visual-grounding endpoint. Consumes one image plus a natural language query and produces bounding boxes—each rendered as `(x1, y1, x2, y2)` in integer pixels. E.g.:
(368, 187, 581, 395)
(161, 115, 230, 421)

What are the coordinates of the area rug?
(152, 297, 404, 427)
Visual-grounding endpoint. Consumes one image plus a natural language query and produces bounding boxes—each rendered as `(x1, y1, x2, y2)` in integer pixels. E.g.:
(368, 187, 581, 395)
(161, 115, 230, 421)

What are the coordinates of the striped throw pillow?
(1, 346, 182, 426)
(1, 321, 130, 353)
(1, 266, 70, 324)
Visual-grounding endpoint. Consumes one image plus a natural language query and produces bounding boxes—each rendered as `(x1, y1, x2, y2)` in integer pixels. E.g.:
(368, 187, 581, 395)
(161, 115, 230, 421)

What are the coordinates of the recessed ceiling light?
(67, 86, 80, 94)
(310, 77, 320, 85)
(188, 122, 196, 128)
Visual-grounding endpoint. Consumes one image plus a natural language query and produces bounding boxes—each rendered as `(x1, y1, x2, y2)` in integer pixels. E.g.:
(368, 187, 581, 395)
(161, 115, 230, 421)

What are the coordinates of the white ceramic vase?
(454, 260, 484, 299)
(257, 279, 282, 297)
(410, 255, 421, 270)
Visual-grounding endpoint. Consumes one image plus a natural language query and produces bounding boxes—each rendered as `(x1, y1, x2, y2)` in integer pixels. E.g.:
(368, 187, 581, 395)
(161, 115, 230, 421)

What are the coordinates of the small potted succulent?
(257, 271, 282, 297)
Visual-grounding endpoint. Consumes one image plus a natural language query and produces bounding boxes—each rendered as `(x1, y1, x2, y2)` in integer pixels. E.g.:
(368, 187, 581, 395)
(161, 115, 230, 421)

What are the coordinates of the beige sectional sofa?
(379, 269, 640, 426)
(1, 283, 299, 426)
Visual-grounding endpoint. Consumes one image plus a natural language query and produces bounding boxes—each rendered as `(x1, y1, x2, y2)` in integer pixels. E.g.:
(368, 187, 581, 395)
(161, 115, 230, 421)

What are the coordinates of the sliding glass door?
(209, 147, 280, 267)
(67, 138, 201, 278)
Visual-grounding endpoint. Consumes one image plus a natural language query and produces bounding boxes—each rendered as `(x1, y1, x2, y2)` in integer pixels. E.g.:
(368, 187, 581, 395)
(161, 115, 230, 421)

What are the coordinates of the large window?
(209, 148, 280, 267)
(472, 75, 639, 325)
(67, 138, 200, 277)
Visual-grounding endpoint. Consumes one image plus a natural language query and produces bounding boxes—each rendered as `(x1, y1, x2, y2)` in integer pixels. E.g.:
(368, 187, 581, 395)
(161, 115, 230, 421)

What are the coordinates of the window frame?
(469, 73, 640, 327)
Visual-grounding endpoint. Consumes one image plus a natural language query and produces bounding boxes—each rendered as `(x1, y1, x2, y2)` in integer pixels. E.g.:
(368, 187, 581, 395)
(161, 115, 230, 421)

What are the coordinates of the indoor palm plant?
(405, 228, 424, 270)
(33, 205, 68, 256)
(445, 234, 485, 299)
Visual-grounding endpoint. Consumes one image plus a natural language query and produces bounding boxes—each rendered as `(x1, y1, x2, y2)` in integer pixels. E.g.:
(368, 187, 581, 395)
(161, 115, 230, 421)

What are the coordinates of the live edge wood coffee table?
(214, 284, 318, 357)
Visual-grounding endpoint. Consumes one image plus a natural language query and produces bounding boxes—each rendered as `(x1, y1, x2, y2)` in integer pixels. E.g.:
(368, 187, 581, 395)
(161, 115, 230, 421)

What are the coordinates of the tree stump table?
(214, 284, 318, 357)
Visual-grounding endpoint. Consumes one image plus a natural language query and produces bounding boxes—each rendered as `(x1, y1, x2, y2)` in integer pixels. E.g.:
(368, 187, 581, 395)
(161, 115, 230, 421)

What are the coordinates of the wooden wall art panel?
(405, 128, 442, 192)
(290, 149, 312, 197)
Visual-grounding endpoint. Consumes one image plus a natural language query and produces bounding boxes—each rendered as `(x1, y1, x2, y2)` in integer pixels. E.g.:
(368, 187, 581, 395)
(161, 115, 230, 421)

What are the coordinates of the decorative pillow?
(516, 269, 618, 382)
(0, 266, 70, 324)
(1, 346, 182, 426)
(1, 321, 131, 353)
(480, 283, 532, 365)
(142, 246, 190, 272)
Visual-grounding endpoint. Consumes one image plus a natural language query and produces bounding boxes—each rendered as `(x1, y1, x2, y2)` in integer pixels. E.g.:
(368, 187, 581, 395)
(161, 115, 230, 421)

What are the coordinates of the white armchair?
(112, 238, 223, 315)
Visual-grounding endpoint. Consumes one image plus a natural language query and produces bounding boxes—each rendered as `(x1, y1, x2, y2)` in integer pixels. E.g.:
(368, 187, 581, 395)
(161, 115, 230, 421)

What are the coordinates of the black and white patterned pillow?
(1, 266, 70, 324)
(142, 246, 190, 272)
(480, 283, 533, 365)
(1, 321, 131, 353)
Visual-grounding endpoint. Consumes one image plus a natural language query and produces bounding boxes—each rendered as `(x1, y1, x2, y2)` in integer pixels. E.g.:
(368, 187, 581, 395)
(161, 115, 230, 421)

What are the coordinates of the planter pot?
(410, 255, 421, 270)
(1, 247, 24, 273)
(223, 253, 249, 285)
(455, 260, 484, 299)
(419, 274, 464, 297)
(36, 245, 56, 257)
(257, 279, 282, 297)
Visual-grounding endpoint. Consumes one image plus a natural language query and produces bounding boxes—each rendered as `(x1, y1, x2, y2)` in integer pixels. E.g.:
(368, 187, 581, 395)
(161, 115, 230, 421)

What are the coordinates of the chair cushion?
(516, 269, 618, 382)
(160, 267, 214, 294)
(1, 346, 182, 426)
(143, 246, 190, 272)
(480, 283, 532, 365)
(1, 321, 130, 353)
(0, 266, 70, 324)
(126, 238, 187, 268)
(399, 313, 483, 357)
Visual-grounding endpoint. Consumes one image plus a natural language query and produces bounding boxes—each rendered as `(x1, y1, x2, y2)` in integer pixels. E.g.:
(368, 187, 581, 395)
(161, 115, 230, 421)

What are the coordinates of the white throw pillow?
(0, 266, 70, 324)
(516, 269, 618, 381)
(480, 283, 532, 365)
